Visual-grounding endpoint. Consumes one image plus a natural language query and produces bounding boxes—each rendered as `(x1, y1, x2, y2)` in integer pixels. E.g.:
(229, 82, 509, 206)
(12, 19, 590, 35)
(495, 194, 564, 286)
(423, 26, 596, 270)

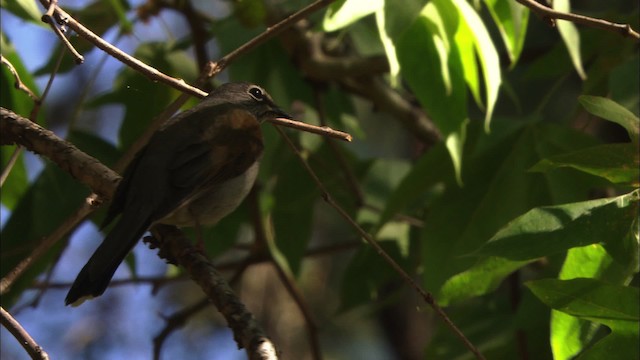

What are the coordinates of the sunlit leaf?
(554, 0, 587, 79)
(453, 0, 501, 130)
(322, 0, 383, 32)
(482, 0, 529, 66)
(396, 0, 468, 182)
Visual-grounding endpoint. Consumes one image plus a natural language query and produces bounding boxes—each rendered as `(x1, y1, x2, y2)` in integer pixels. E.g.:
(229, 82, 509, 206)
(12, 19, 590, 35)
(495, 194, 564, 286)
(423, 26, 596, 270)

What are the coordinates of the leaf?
(339, 241, 410, 311)
(479, 190, 639, 260)
(530, 143, 640, 186)
(1, 0, 44, 24)
(482, 0, 529, 67)
(377, 0, 429, 86)
(421, 120, 603, 296)
(578, 95, 640, 142)
(551, 244, 632, 360)
(608, 55, 640, 113)
(0, 35, 36, 210)
(0, 164, 89, 306)
(1, 33, 40, 115)
(438, 257, 529, 305)
(376, 143, 452, 229)
(396, 0, 468, 182)
(553, 0, 587, 80)
(529, 278, 640, 360)
(322, 0, 383, 32)
(526, 278, 639, 324)
(271, 155, 317, 274)
(452, 0, 502, 131)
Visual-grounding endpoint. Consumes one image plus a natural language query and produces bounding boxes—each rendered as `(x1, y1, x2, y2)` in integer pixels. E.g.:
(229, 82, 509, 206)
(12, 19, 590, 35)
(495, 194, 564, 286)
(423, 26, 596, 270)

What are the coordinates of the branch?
(1, 108, 276, 357)
(0, 306, 50, 360)
(208, 0, 337, 77)
(515, 0, 640, 40)
(273, 125, 485, 360)
(149, 225, 277, 360)
(0, 107, 119, 198)
(278, 20, 442, 145)
(37, 0, 207, 97)
(0, 55, 39, 101)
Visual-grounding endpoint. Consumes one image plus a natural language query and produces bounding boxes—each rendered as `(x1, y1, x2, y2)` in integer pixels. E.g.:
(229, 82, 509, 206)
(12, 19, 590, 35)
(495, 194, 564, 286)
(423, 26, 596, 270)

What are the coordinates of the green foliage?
(1, 0, 638, 358)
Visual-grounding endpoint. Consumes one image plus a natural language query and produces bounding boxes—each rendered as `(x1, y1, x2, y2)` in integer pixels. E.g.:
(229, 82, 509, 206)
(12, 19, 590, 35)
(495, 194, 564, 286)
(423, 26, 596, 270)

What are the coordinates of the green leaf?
(1, 33, 40, 115)
(439, 256, 529, 305)
(529, 278, 640, 360)
(578, 95, 640, 142)
(482, 0, 529, 66)
(0, 164, 89, 306)
(452, 0, 501, 131)
(576, 321, 639, 360)
(479, 190, 639, 260)
(271, 155, 317, 274)
(421, 120, 603, 295)
(530, 143, 640, 186)
(396, 0, 468, 182)
(1, 0, 44, 24)
(0, 36, 36, 210)
(376, 143, 452, 229)
(526, 278, 639, 324)
(554, 0, 586, 80)
(90, 42, 195, 149)
(377, 0, 429, 86)
(608, 55, 640, 114)
(322, 0, 383, 32)
(551, 244, 631, 360)
(339, 241, 410, 311)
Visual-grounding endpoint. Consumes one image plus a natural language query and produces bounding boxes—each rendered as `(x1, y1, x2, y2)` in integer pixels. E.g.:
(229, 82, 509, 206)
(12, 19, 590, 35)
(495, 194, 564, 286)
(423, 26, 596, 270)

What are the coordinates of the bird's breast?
(158, 161, 260, 227)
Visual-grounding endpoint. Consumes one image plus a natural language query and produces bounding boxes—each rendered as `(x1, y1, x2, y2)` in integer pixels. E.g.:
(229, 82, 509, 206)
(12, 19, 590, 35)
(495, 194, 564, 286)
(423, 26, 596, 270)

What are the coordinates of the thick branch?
(0, 107, 118, 198)
(149, 225, 277, 360)
(1, 108, 274, 357)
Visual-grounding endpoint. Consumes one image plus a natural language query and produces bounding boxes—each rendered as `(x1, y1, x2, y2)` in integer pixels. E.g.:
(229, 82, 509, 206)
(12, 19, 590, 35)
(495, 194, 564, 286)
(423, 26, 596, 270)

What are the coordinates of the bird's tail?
(65, 210, 151, 306)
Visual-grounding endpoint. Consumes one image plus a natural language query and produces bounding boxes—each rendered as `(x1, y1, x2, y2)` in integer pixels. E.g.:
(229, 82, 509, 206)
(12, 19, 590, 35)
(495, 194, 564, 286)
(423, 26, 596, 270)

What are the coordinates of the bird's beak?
(270, 107, 293, 120)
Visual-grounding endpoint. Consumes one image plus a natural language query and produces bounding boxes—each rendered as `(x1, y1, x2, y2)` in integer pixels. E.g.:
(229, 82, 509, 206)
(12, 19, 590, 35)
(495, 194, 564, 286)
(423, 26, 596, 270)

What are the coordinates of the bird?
(65, 82, 291, 305)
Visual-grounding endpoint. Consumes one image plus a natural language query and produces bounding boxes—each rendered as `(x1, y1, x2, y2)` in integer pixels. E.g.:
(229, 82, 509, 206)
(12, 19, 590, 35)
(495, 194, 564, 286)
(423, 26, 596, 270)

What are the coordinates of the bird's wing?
(152, 106, 264, 221)
(100, 147, 148, 229)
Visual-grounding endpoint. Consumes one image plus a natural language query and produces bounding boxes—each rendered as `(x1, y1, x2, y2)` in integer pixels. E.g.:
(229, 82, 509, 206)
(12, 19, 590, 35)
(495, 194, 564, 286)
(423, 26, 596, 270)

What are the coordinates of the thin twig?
(41, 11, 84, 64)
(37, 0, 207, 97)
(312, 88, 364, 205)
(153, 298, 211, 360)
(0, 146, 22, 187)
(273, 125, 486, 360)
(269, 117, 352, 142)
(0, 307, 50, 360)
(208, 0, 337, 76)
(0, 55, 39, 101)
(515, 0, 640, 40)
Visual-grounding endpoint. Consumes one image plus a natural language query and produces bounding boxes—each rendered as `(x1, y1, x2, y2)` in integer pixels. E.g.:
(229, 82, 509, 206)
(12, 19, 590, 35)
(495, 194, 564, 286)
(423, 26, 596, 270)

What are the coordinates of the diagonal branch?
(272, 125, 485, 360)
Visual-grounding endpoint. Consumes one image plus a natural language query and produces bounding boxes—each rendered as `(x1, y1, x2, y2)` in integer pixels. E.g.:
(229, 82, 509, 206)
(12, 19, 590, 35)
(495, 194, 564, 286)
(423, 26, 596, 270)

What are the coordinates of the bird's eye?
(248, 87, 264, 101)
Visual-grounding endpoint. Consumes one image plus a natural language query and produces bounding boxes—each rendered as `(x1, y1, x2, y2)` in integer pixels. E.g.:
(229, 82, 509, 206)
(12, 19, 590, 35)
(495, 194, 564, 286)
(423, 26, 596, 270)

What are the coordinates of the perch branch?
(0, 306, 50, 360)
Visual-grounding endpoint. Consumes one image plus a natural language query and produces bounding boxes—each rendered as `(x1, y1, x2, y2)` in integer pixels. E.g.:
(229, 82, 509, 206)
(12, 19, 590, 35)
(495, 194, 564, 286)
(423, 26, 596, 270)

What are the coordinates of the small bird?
(65, 82, 291, 305)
